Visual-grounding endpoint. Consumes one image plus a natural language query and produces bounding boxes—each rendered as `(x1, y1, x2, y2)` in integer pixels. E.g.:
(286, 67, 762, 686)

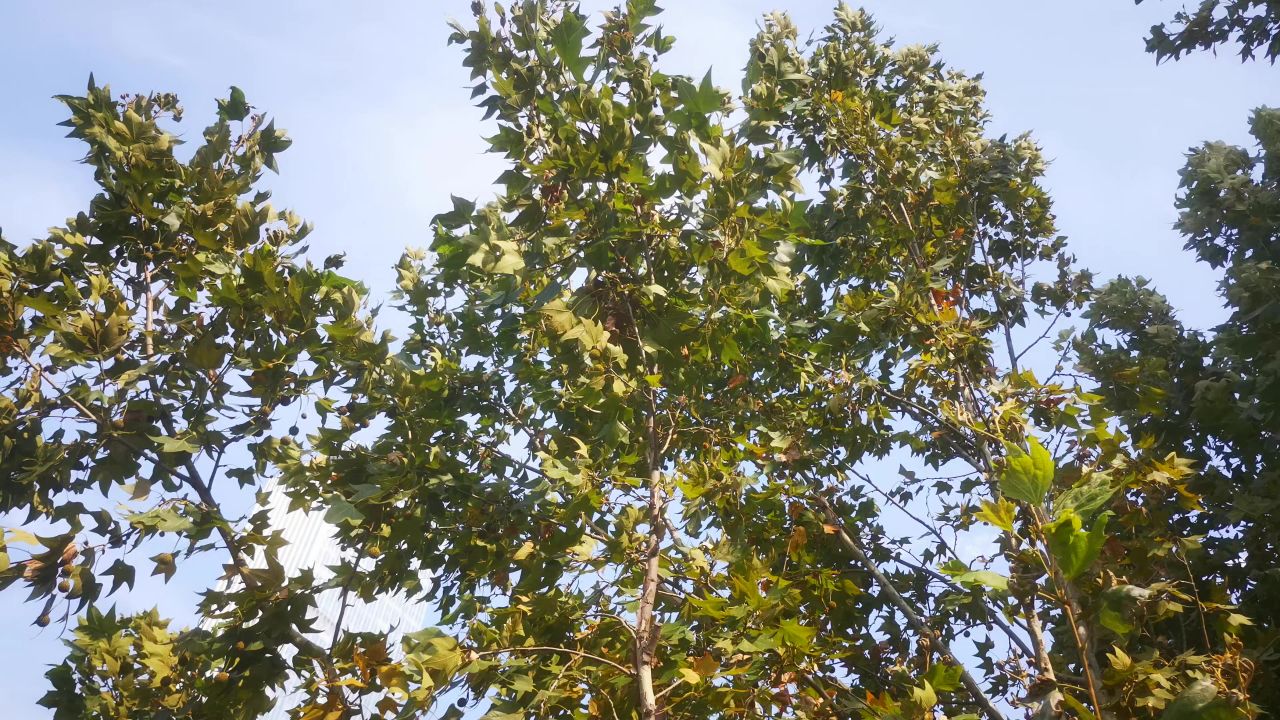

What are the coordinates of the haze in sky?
(0, 1, 1274, 716)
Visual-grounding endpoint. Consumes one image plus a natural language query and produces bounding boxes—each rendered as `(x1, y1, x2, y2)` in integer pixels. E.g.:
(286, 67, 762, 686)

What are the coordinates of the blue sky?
(0, 1, 1275, 716)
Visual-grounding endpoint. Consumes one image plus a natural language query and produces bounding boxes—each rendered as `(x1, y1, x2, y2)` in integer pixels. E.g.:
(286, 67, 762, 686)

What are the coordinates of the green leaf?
(677, 69, 723, 115)
(909, 682, 937, 710)
(1054, 473, 1119, 520)
(1099, 604, 1135, 636)
(726, 238, 768, 275)
(1098, 584, 1152, 637)
(999, 438, 1054, 505)
(951, 569, 1009, 592)
(921, 663, 964, 692)
(435, 195, 476, 228)
(104, 559, 136, 596)
(127, 507, 193, 533)
(1060, 693, 1098, 720)
(726, 247, 755, 275)
(490, 254, 525, 275)
(323, 496, 365, 526)
(541, 299, 578, 337)
(148, 435, 199, 454)
(219, 86, 249, 121)
(548, 10, 590, 80)
(188, 332, 227, 372)
(508, 674, 535, 693)
(150, 552, 176, 583)
(1160, 680, 1238, 720)
(774, 618, 815, 648)
(1045, 511, 1110, 580)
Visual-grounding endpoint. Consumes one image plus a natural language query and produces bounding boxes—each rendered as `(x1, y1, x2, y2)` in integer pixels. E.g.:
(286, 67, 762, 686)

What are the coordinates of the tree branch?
(477, 646, 634, 677)
(808, 489, 1007, 720)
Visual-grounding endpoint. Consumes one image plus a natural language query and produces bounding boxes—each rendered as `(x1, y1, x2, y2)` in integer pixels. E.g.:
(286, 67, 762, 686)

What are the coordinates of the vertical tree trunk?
(628, 251, 667, 719)
(635, 413, 665, 719)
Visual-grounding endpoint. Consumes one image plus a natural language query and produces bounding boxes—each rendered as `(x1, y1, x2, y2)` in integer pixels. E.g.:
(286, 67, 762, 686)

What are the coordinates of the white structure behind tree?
(239, 477, 428, 720)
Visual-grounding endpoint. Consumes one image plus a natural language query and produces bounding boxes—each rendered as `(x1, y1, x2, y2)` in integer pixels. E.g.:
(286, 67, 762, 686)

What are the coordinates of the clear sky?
(0, 1, 1274, 716)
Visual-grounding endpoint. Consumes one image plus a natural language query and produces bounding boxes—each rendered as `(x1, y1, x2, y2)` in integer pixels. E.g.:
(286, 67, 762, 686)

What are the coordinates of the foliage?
(0, 3, 1266, 720)
(1136, 0, 1280, 62)
(1084, 6, 1279, 710)
(0, 77, 386, 717)
(1079, 106, 1280, 712)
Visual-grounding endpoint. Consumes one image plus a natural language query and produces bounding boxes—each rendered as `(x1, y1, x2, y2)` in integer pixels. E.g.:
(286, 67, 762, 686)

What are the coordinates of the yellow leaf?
(1107, 645, 1132, 671)
(787, 525, 808, 556)
(975, 498, 1016, 532)
(569, 536, 597, 561)
(513, 541, 535, 561)
(377, 664, 409, 696)
(677, 667, 702, 684)
(1225, 613, 1254, 631)
(692, 652, 718, 678)
(4, 528, 39, 546)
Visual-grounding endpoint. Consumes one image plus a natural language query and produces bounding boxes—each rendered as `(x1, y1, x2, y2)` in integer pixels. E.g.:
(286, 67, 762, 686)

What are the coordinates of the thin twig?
(809, 488, 1007, 720)
(476, 646, 634, 677)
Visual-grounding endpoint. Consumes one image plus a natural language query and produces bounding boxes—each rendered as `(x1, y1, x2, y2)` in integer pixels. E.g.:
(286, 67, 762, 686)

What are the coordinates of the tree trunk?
(635, 422, 665, 719)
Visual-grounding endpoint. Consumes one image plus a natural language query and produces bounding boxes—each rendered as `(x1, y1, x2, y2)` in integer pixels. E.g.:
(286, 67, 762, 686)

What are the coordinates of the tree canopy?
(1137, 0, 1280, 62)
(0, 2, 1274, 719)
(1081, 11, 1280, 710)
